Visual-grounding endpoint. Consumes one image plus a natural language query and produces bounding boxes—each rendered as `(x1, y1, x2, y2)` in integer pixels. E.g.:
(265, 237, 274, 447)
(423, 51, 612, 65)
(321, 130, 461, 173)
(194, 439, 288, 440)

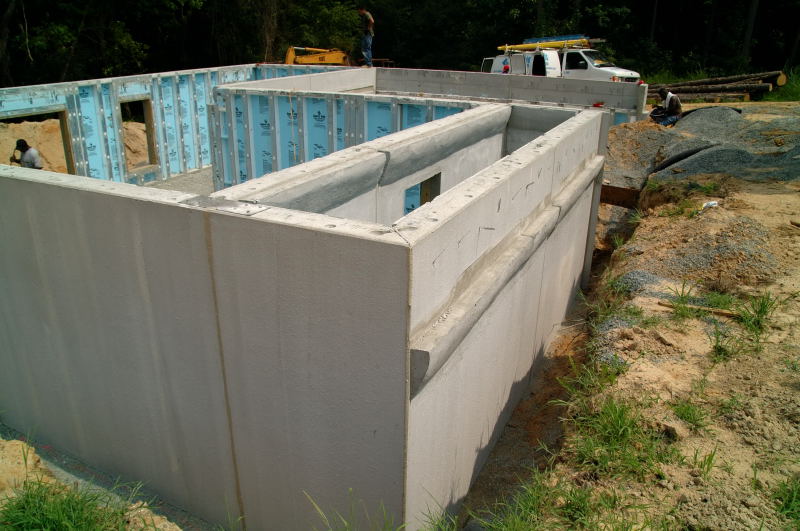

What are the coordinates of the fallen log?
(648, 70, 786, 90)
(649, 83, 771, 94)
(666, 92, 750, 102)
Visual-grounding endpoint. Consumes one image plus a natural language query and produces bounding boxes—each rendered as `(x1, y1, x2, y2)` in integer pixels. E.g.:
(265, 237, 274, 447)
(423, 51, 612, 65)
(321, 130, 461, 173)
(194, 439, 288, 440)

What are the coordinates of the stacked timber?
(647, 71, 786, 102)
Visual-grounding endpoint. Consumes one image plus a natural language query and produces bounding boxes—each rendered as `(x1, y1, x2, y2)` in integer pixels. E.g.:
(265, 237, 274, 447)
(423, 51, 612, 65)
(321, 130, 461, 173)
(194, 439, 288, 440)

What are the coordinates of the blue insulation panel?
(251, 96, 274, 176)
(160, 79, 181, 174)
(0, 89, 65, 116)
(434, 106, 462, 120)
(77, 86, 106, 179)
(401, 104, 426, 130)
(366, 101, 393, 141)
(194, 74, 211, 166)
(117, 80, 150, 99)
(335, 99, 345, 151)
(233, 95, 248, 182)
(178, 75, 197, 170)
(219, 107, 234, 188)
(100, 83, 123, 182)
(404, 184, 421, 214)
(305, 98, 329, 161)
(277, 96, 300, 169)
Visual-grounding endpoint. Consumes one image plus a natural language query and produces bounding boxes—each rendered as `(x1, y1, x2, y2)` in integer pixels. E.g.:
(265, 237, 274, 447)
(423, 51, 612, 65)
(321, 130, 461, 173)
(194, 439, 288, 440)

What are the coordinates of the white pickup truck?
(481, 45, 640, 83)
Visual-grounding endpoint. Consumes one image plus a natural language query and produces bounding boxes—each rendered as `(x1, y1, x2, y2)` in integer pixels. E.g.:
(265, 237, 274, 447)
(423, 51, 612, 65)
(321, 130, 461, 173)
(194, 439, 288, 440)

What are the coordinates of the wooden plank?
(600, 183, 639, 209)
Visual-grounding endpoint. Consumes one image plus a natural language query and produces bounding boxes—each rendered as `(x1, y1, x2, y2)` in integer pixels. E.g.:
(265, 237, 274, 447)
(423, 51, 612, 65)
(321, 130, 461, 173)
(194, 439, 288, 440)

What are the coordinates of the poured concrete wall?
(375, 68, 647, 123)
(0, 79, 606, 529)
(0, 166, 409, 529)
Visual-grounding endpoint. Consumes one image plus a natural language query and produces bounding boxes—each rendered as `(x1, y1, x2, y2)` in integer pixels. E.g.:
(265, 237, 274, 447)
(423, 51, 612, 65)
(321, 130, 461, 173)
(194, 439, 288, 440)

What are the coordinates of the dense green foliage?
(1, 0, 798, 87)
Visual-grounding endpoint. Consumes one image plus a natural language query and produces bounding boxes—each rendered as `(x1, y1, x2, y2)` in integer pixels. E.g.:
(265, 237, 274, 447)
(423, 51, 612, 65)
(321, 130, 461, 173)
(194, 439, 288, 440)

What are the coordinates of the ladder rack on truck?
(497, 34, 606, 52)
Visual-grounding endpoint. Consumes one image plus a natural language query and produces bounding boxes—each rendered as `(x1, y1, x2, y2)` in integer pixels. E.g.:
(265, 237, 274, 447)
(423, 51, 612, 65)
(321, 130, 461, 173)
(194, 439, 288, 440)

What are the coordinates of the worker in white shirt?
(9, 139, 44, 169)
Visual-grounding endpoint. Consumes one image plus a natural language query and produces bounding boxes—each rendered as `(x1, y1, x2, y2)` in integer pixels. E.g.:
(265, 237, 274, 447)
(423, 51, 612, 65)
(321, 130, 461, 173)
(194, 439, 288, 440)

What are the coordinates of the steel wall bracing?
(0, 64, 348, 185)
(211, 88, 468, 189)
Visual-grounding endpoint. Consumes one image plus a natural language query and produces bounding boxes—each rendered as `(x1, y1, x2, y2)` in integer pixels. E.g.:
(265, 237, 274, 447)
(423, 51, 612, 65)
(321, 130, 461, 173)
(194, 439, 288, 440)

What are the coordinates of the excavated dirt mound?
(0, 119, 149, 173)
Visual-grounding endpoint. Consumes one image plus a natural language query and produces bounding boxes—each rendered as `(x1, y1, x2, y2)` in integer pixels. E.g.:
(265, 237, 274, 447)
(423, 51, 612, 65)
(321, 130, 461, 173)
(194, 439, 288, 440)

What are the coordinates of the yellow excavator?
(284, 46, 350, 65)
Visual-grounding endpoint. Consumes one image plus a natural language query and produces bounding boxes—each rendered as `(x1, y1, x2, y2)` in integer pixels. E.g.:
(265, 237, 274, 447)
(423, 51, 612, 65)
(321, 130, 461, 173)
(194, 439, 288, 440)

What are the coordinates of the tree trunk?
(702, 0, 715, 67)
(742, 0, 759, 65)
(649, 0, 658, 43)
(788, 20, 800, 68)
(262, 0, 278, 62)
(0, 0, 16, 87)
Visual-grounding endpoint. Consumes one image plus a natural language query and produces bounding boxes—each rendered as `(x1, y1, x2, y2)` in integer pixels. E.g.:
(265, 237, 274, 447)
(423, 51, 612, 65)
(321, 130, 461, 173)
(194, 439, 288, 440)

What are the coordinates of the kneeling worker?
(9, 139, 44, 169)
(652, 88, 682, 126)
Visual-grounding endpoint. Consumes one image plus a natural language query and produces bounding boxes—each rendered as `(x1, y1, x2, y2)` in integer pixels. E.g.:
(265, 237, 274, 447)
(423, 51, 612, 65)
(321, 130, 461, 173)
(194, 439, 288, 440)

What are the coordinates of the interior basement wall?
(213, 104, 512, 225)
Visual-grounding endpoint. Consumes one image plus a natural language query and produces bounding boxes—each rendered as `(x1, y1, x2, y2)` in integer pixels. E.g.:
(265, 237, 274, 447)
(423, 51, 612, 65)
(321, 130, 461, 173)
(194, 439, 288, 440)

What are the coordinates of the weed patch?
(0, 478, 138, 530)
(773, 476, 800, 522)
(670, 397, 709, 431)
(708, 323, 739, 363)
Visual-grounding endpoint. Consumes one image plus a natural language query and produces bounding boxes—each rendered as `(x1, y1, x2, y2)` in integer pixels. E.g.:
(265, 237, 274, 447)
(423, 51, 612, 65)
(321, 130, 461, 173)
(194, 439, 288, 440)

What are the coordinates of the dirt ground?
(0, 119, 149, 172)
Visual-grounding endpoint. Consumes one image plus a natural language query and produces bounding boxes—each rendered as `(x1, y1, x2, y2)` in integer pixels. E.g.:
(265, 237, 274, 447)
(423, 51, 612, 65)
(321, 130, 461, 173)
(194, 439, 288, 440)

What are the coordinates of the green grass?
(644, 179, 663, 193)
(708, 323, 739, 363)
(763, 67, 800, 102)
(670, 397, 709, 432)
(703, 291, 736, 310)
(306, 489, 407, 531)
(627, 209, 644, 227)
(736, 292, 780, 335)
(0, 478, 139, 530)
(689, 446, 717, 481)
(773, 476, 800, 522)
(611, 233, 626, 250)
(661, 199, 697, 218)
(717, 393, 744, 417)
(470, 472, 650, 530)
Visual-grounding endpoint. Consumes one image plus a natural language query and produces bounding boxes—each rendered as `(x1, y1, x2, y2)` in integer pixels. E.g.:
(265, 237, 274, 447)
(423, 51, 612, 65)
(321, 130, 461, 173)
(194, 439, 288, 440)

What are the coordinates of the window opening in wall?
(120, 99, 157, 171)
(404, 173, 441, 215)
(1, 111, 73, 173)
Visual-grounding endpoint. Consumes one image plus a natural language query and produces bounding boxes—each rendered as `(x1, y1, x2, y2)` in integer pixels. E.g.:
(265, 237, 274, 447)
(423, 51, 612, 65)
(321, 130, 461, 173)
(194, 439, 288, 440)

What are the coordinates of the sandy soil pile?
(0, 119, 150, 173)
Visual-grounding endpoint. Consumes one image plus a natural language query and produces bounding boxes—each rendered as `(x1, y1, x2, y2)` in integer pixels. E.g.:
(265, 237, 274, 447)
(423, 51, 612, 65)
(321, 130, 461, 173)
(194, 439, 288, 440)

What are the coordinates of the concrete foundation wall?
(397, 110, 602, 333)
(0, 166, 410, 529)
(1, 72, 608, 530)
(375, 68, 647, 121)
(403, 160, 599, 525)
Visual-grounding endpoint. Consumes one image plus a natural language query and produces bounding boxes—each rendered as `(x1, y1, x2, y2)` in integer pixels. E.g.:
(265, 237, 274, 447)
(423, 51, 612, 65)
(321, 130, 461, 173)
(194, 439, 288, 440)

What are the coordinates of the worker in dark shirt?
(357, 6, 374, 67)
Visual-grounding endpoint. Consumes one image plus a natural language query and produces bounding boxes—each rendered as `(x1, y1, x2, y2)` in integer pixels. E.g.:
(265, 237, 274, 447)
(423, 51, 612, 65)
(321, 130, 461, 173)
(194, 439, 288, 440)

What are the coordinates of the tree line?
(1, 0, 798, 88)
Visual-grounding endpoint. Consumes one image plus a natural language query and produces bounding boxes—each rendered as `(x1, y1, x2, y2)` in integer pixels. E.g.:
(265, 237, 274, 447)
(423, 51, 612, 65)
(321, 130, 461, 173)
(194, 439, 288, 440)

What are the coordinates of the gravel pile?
(656, 137, 718, 167)
(652, 145, 756, 181)
(667, 217, 778, 282)
(606, 106, 800, 185)
(616, 270, 667, 294)
(675, 107, 744, 141)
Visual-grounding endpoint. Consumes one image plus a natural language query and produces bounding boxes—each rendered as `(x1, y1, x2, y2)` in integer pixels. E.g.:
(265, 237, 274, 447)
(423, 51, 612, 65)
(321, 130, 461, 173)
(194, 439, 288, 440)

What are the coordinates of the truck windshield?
(582, 50, 615, 68)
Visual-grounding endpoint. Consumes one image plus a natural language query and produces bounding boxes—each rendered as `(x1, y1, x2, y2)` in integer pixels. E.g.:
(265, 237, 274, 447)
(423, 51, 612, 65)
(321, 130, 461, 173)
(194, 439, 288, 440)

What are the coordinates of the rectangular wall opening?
(120, 99, 158, 171)
(0, 111, 73, 173)
(404, 173, 441, 215)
